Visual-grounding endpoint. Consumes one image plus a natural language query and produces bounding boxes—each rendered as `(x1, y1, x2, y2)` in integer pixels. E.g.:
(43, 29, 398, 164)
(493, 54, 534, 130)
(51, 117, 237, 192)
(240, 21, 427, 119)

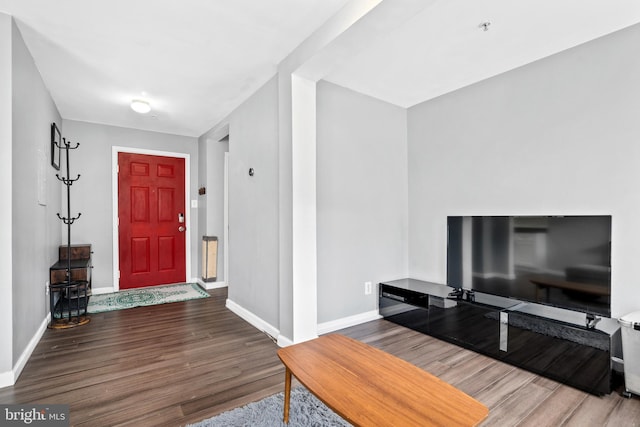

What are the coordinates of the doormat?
(88, 283, 209, 314)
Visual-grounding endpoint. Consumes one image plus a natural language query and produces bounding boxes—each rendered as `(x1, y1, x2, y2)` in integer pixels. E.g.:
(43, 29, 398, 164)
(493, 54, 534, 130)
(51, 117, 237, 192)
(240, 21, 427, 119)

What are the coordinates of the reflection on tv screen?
(447, 216, 611, 317)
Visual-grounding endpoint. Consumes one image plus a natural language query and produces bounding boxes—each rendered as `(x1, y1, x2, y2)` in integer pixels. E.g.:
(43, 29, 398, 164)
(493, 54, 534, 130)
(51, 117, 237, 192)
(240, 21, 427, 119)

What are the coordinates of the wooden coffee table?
(277, 334, 488, 426)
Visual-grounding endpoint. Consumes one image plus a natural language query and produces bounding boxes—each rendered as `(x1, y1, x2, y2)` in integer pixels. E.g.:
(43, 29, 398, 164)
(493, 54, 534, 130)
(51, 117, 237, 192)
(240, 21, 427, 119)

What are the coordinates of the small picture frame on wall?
(51, 122, 61, 170)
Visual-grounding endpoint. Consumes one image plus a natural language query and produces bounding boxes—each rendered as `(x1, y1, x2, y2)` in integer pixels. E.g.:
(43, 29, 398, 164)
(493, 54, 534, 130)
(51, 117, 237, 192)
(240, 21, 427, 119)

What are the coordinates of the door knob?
(179, 226, 186, 232)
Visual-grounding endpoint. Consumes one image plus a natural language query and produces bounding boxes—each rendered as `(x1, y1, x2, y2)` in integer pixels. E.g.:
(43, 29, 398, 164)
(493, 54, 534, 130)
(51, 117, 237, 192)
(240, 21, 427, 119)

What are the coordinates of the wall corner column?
(290, 74, 318, 343)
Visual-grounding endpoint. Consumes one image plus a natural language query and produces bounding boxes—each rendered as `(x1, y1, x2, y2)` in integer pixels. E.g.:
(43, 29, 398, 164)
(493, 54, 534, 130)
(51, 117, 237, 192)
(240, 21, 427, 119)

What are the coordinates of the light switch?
(191, 200, 198, 208)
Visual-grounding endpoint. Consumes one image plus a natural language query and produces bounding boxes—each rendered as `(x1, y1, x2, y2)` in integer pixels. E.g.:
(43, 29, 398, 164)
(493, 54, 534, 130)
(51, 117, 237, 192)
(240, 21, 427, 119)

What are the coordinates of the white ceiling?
(0, 0, 350, 137)
(325, 0, 640, 108)
(2, 0, 640, 137)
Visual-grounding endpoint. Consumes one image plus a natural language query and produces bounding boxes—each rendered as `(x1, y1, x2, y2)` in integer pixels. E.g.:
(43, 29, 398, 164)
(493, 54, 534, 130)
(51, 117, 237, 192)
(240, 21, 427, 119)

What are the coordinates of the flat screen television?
(447, 215, 611, 317)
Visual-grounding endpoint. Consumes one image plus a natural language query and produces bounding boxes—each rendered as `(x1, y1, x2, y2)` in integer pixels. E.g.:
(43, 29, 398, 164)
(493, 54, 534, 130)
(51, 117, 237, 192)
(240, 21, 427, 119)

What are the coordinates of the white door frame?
(111, 146, 191, 292)
(224, 151, 229, 286)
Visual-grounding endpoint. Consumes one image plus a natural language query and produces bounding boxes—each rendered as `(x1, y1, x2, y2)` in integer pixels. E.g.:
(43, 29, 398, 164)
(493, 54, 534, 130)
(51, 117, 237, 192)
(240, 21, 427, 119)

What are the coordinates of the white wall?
(226, 76, 280, 327)
(407, 23, 640, 319)
(316, 81, 408, 323)
(62, 120, 198, 291)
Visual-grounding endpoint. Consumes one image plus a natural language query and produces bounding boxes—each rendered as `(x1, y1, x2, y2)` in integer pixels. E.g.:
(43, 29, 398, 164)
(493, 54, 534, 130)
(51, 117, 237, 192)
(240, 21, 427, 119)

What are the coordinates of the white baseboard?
(225, 299, 280, 342)
(224, 302, 382, 347)
(277, 335, 294, 348)
(0, 315, 49, 389)
(196, 278, 227, 290)
(91, 287, 114, 295)
(278, 310, 382, 346)
(317, 310, 382, 335)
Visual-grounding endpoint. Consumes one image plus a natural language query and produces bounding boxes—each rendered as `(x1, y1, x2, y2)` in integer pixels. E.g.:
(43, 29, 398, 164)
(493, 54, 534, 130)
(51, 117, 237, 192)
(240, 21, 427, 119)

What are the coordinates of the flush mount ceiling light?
(130, 99, 151, 114)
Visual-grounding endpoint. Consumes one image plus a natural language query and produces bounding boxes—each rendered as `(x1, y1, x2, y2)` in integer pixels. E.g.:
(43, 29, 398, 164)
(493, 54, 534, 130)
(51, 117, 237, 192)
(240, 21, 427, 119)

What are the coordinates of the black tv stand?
(379, 279, 621, 396)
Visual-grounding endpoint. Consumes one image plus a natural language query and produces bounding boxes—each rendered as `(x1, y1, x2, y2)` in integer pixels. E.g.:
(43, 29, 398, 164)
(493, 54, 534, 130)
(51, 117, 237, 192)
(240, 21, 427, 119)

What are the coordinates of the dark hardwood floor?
(1, 287, 639, 426)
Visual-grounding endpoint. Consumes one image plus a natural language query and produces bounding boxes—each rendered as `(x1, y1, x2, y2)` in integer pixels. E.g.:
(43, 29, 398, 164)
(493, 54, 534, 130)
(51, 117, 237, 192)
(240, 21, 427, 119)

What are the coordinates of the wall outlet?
(364, 281, 372, 295)
(45, 280, 49, 296)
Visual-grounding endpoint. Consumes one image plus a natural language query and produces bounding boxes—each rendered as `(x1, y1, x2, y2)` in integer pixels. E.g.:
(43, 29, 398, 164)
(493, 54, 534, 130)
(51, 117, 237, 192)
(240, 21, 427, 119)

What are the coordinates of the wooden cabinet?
(50, 244, 92, 287)
(58, 244, 91, 261)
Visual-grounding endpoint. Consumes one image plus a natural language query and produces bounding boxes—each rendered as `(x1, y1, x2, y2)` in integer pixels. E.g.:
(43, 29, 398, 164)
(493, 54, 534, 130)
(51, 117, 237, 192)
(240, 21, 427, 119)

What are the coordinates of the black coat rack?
(56, 137, 81, 262)
(49, 136, 91, 328)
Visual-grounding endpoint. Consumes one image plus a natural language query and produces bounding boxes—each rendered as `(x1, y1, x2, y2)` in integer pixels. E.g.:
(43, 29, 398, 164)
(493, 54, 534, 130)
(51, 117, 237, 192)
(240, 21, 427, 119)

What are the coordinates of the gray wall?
(276, 69, 294, 340)
(197, 135, 207, 279)
(9, 17, 62, 366)
(197, 130, 228, 283)
(316, 81, 408, 323)
(407, 23, 640, 318)
(223, 78, 410, 330)
(0, 12, 13, 379)
(62, 120, 198, 291)
(227, 75, 280, 327)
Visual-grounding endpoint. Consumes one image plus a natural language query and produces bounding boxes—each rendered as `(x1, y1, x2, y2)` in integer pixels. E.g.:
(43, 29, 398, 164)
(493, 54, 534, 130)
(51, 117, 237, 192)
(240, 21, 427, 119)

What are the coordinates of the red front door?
(118, 152, 186, 289)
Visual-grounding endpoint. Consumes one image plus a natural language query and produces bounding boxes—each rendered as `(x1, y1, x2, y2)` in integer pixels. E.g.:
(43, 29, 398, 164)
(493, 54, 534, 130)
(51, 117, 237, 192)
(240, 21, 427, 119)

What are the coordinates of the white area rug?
(187, 387, 350, 427)
(88, 283, 209, 313)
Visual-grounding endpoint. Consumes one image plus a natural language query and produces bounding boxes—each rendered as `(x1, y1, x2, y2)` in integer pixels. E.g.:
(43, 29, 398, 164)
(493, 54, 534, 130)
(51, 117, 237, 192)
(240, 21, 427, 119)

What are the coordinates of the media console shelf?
(379, 278, 622, 396)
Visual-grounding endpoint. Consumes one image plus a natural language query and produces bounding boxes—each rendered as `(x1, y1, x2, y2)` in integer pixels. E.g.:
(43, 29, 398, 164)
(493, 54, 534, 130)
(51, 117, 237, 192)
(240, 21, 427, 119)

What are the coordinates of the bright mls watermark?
(1, 405, 69, 426)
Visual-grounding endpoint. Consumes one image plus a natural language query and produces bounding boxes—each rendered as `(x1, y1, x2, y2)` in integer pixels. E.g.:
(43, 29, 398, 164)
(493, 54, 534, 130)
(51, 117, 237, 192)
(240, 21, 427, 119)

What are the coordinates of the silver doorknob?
(179, 226, 186, 232)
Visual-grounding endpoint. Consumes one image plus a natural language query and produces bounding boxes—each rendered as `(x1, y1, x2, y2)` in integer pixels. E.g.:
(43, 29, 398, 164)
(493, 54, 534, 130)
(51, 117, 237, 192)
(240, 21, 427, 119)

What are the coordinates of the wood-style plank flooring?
(1, 287, 639, 426)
